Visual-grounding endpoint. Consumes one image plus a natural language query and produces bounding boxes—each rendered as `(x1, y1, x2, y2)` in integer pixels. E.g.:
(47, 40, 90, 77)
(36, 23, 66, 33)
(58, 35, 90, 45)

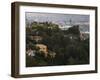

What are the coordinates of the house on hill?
(35, 44, 48, 57)
(59, 25, 72, 30)
(59, 19, 73, 30)
(26, 48, 36, 57)
(80, 31, 89, 40)
(30, 35, 43, 42)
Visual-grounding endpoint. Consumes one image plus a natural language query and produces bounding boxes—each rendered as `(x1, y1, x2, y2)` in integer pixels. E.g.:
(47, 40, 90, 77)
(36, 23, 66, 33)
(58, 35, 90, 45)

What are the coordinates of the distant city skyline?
(25, 12, 90, 32)
(26, 12, 89, 26)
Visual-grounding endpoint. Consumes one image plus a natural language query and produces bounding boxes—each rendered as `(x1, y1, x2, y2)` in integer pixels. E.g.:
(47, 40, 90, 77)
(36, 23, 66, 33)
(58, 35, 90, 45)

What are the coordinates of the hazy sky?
(25, 12, 89, 26)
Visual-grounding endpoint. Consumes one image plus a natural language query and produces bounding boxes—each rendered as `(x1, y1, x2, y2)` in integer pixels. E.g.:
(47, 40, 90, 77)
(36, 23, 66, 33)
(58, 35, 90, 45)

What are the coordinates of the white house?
(80, 31, 89, 40)
(59, 25, 72, 30)
(26, 49, 36, 57)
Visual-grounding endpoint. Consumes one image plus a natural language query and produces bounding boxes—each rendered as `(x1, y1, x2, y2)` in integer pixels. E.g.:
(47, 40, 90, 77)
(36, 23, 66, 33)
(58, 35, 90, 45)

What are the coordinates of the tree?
(67, 25, 80, 35)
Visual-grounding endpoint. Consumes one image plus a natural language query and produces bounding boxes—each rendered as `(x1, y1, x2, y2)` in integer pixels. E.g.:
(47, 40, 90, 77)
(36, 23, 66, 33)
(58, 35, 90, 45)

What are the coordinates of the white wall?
(0, 0, 99, 80)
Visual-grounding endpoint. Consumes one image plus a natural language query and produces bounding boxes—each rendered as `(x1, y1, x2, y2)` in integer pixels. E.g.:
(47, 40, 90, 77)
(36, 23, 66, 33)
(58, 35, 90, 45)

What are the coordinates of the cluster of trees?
(26, 21, 89, 67)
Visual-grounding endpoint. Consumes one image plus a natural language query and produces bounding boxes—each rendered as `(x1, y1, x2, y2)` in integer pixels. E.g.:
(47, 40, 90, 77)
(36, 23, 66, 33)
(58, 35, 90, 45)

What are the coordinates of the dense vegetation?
(26, 21, 89, 67)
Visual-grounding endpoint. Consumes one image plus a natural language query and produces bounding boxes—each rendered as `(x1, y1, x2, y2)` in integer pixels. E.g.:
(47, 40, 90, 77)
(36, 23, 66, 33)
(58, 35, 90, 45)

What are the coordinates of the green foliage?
(67, 25, 80, 35)
(26, 21, 89, 67)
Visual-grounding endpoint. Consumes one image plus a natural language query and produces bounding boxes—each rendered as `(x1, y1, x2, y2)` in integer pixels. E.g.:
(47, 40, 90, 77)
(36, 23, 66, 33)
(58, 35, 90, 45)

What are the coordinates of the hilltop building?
(59, 25, 72, 30)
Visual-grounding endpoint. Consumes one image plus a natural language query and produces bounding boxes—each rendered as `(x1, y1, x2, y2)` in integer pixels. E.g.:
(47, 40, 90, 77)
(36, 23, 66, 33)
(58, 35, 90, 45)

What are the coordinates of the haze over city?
(26, 12, 90, 32)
